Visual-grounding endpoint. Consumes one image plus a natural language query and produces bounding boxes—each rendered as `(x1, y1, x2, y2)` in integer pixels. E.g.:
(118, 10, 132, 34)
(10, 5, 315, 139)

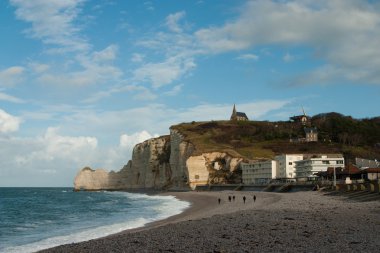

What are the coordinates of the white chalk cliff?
(74, 129, 243, 191)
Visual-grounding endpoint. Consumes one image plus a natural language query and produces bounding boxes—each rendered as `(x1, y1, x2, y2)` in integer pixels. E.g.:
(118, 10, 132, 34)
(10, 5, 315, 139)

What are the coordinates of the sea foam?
(0, 188, 190, 253)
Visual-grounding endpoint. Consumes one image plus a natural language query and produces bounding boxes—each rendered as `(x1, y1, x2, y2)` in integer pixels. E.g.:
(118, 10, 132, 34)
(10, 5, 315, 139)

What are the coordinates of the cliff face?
(186, 152, 243, 189)
(74, 166, 129, 191)
(169, 129, 195, 189)
(125, 135, 172, 189)
(74, 130, 243, 191)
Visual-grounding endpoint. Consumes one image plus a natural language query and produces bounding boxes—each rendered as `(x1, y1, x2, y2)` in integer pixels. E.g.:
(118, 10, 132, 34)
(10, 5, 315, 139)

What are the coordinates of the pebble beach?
(39, 190, 380, 253)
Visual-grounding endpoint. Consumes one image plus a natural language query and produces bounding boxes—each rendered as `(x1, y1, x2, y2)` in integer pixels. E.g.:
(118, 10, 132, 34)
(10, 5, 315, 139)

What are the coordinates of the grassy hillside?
(171, 113, 380, 162)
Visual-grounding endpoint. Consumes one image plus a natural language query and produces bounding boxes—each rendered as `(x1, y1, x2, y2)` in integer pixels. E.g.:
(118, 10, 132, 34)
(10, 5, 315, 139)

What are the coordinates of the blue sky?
(1, 0, 379, 186)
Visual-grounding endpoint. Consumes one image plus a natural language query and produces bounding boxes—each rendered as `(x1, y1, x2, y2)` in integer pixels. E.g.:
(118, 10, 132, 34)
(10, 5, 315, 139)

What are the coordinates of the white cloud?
(0, 92, 25, 103)
(164, 84, 184, 96)
(0, 109, 21, 133)
(82, 84, 157, 103)
(132, 12, 202, 90)
(144, 1, 154, 11)
(10, 0, 124, 90)
(283, 52, 295, 62)
(0, 127, 102, 186)
(0, 66, 25, 87)
(43, 127, 97, 158)
(132, 87, 158, 101)
(166, 11, 186, 33)
(119, 130, 157, 149)
(236, 54, 259, 61)
(93, 44, 118, 62)
(133, 56, 196, 88)
(132, 53, 144, 63)
(10, 0, 89, 52)
(195, 0, 380, 85)
(28, 62, 50, 73)
(37, 46, 123, 87)
(13, 127, 98, 166)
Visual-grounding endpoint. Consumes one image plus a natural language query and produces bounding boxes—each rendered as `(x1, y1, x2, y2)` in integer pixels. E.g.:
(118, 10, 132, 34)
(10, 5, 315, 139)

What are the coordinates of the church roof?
(236, 112, 248, 118)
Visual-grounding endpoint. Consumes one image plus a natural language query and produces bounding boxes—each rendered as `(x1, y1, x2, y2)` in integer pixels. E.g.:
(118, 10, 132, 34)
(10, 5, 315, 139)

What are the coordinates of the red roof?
(363, 168, 380, 173)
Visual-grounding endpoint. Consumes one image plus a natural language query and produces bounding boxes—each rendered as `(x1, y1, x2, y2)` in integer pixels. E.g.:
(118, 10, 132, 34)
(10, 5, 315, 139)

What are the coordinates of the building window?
(288, 162, 292, 165)
(195, 175, 199, 179)
(322, 161, 330, 164)
(337, 160, 343, 164)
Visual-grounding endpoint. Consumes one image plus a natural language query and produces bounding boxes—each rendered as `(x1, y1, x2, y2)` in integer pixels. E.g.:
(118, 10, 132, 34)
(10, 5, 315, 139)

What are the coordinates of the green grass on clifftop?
(170, 113, 380, 162)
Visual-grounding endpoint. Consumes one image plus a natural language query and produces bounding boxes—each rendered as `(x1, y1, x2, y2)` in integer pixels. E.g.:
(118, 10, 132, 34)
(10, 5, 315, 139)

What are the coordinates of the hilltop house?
(304, 127, 318, 142)
(230, 104, 249, 121)
(290, 108, 310, 125)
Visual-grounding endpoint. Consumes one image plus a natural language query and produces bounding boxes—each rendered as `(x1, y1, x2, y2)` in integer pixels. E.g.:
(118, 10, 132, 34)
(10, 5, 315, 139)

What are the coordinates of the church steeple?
(230, 104, 237, 120)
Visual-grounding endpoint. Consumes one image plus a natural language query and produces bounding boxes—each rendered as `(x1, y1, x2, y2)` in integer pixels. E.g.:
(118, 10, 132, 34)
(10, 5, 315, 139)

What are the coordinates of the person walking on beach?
(218, 198, 221, 204)
(228, 196, 231, 202)
(233, 196, 235, 201)
(253, 195, 256, 202)
(243, 196, 246, 204)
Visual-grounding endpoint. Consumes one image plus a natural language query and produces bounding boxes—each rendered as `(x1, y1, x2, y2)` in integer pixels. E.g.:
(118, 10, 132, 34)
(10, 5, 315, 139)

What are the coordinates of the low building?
(275, 154, 304, 179)
(355, 158, 380, 169)
(316, 165, 361, 182)
(360, 168, 380, 180)
(241, 160, 277, 184)
(295, 154, 345, 180)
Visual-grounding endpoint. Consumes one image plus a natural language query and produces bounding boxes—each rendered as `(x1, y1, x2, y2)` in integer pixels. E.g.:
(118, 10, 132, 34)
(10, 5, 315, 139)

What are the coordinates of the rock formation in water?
(74, 129, 243, 191)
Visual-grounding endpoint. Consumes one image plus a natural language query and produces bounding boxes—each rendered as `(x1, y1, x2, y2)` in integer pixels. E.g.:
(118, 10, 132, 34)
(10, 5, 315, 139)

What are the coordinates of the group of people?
(218, 194, 256, 204)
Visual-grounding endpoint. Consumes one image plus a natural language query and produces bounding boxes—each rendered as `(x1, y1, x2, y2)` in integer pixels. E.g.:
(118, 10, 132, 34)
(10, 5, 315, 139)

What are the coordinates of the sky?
(1, 0, 380, 186)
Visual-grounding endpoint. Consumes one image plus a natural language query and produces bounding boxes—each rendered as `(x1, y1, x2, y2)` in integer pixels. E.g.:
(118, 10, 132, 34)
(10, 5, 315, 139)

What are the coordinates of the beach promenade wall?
(194, 184, 314, 192)
(336, 181, 380, 193)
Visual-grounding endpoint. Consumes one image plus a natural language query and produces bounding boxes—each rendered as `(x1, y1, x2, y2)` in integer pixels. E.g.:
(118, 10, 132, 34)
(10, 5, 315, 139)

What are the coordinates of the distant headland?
(74, 106, 380, 191)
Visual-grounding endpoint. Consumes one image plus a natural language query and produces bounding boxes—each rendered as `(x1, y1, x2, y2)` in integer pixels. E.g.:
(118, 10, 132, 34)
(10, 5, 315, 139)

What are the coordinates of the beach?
(39, 190, 380, 253)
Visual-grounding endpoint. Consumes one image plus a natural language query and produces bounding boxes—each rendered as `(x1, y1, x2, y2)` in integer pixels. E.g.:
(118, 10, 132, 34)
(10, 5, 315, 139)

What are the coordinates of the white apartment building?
(241, 160, 277, 185)
(275, 154, 304, 179)
(295, 154, 345, 179)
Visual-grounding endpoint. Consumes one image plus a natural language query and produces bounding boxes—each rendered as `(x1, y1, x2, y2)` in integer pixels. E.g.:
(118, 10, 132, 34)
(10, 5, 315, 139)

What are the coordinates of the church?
(230, 104, 249, 121)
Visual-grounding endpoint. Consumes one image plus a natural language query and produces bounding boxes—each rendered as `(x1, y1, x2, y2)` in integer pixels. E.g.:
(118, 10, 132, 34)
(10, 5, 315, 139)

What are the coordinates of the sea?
(0, 187, 190, 253)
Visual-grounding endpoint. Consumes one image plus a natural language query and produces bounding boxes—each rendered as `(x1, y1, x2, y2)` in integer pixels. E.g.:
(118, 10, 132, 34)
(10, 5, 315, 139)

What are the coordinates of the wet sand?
(39, 191, 380, 252)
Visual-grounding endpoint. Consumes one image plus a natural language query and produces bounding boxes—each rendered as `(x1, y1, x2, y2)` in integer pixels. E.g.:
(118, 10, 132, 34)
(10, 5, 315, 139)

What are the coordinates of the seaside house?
(295, 154, 345, 181)
(275, 154, 304, 179)
(241, 154, 348, 184)
(355, 158, 380, 169)
(241, 160, 277, 184)
(241, 154, 304, 184)
(359, 168, 380, 180)
(230, 104, 249, 121)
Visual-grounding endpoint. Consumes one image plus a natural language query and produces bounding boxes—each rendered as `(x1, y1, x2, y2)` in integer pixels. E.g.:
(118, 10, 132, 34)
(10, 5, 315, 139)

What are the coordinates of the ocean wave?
(1, 192, 190, 253)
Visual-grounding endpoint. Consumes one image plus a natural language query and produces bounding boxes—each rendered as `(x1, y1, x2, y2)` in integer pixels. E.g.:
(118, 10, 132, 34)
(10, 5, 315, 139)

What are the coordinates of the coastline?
(39, 190, 380, 252)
